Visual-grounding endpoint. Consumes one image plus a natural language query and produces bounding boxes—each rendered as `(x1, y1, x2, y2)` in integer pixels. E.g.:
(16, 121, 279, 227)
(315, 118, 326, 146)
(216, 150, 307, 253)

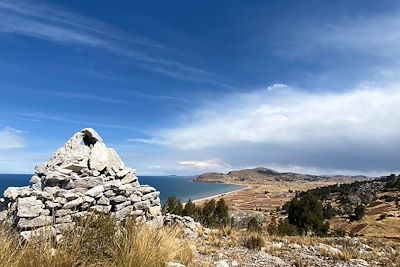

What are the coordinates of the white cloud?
(267, 83, 288, 91)
(178, 160, 223, 169)
(128, 138, 168, 145)
(259, 163, 397, 177)
(122, 82, 400, 175)
(0, 127, 25, 149)
(157, 83, 400, 150)
(146, 165, 161, 169)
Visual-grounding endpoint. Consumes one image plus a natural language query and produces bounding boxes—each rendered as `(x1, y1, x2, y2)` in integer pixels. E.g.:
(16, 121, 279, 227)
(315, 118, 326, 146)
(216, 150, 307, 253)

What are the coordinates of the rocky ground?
(170, 216, 399, 267)
(193, 232, 399, 266)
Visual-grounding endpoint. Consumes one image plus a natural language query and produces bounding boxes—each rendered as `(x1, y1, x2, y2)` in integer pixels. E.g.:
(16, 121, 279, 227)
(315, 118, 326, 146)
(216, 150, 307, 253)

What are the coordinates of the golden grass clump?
(0, 215, 194, 267)
(242, 233, 265, 250)
(0, 223, 25, 266)
(114, 218, 194, 267)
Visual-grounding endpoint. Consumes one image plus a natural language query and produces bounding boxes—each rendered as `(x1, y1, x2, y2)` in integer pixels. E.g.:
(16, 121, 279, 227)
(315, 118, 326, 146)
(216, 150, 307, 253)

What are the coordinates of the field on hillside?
(196, 179, 400, 239)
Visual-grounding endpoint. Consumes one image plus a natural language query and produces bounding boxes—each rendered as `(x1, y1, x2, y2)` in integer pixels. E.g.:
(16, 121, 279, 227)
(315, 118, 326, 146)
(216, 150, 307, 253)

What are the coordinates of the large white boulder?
(89, 142, 109, 172)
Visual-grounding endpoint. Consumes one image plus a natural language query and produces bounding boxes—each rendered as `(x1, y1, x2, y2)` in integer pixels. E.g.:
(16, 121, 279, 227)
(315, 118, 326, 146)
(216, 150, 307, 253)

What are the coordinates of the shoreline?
(190, 185, 251, 204)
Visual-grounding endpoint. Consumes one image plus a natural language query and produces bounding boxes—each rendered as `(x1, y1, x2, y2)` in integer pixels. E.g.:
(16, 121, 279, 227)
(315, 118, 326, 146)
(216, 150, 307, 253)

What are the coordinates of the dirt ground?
(196, 180, 400, 239)
(214, 180, 340, 213)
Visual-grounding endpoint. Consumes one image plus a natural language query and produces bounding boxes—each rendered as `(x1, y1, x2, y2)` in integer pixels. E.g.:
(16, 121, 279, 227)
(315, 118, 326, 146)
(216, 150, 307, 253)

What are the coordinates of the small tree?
(277, 218, 298, 236)
(247, 217, 261, 232)
(183, 199, 196, 218)
(287, 193, 328, 235)
(201, 199, 216, 227)
(162, 196, 183, 215)
(323, 203, 336, 219)
(214, 198, 230, 226)
(354, 205, 365, 220)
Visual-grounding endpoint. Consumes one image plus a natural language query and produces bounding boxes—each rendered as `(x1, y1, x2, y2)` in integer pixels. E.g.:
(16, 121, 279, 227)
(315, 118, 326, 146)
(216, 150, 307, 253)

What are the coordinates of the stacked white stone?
(0, 128, 162, 240)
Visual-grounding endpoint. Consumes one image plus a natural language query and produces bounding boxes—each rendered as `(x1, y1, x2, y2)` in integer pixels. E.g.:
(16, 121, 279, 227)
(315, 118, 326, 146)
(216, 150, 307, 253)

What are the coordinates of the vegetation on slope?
(0, 214, 193, 267)
(163, 196, 230, 228)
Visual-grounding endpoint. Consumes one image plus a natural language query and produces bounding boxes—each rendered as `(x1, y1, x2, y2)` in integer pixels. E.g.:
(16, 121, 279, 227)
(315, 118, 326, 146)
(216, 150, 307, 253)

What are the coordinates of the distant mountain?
(193, 167, 369, 183)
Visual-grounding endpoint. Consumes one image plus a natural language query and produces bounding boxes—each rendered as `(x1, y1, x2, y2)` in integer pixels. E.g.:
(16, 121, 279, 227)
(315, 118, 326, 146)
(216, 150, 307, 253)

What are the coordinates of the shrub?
(165, 197, 231, 228)
(247, 217, 262, 232)
(162, 196, 183, 215)
(267, 217, 278, 235)
(183, 199, 196, 217)
(386, 175, 400, 190)
(377, 213, 387, 221)
(287, 193, 329, 235)
(354, 205, 365, 220)
(276, 218, 299, 236)
(323, 203, 336, 219)
(242, 234, 265, 250)
(214, 199, 230, 226)
(333, 227, 347, 237)
(201, 199, 216, 226)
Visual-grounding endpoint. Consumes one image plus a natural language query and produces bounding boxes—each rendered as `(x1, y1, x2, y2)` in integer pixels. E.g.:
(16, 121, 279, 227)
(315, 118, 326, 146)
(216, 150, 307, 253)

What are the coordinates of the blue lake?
(0, 174, 244, 204)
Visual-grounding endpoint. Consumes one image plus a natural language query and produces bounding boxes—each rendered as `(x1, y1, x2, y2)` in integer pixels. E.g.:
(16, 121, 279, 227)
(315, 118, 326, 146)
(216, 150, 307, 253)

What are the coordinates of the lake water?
(0, 174, 244, 204)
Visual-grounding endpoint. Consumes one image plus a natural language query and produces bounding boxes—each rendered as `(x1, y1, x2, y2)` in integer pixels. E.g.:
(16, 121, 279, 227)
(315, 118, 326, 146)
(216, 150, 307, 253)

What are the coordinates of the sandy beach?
(190, 185, 251, 204)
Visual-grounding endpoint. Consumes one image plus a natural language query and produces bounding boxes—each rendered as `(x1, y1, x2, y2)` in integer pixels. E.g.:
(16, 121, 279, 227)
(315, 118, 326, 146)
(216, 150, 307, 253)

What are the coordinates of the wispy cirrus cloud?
(16, 113, 143, 132)
(0, 1, 234, 88)
(41, 90, 130, 104)
(128, 138, 168, 146)
(275, 11, 400, 64)
(46, 90, 191, 104)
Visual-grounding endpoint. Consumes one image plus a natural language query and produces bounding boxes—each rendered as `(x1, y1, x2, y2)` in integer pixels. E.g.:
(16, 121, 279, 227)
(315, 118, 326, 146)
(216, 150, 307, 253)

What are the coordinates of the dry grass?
(242, 233, 265, 250)
(205, 225, 239, 248)
(319, 246, 351, 261)
(0, 216, 194, 267)
(0, 223, 27, 266)
(115, 219, 194, 267)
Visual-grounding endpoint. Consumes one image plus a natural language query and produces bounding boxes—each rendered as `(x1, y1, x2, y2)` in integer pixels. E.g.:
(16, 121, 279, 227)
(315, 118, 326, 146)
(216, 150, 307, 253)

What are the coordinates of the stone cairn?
(0, 128, 162, 240)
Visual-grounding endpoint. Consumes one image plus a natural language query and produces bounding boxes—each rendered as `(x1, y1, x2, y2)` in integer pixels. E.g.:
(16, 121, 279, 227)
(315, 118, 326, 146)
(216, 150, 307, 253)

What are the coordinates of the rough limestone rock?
(0, 128, 162, 240)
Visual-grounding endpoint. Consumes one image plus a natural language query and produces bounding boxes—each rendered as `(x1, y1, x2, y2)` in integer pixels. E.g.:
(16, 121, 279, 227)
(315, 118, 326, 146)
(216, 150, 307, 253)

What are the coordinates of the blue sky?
(1, 0, 400, 176)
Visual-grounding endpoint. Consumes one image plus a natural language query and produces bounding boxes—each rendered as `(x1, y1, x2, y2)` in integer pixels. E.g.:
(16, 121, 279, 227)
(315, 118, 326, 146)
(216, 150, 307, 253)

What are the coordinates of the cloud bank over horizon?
(134, 82, 400, 176)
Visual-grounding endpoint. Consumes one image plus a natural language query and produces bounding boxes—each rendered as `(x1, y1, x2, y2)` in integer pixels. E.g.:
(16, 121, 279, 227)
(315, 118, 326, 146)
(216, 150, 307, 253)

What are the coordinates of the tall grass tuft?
(0, 215, 193, 267)
(114, 218, 193, 267)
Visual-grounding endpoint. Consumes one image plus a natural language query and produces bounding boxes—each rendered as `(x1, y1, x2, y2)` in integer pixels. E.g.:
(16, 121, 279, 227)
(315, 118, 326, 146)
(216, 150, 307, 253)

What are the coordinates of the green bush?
(162, 196, 183, 215)
(277, 218, 298, 236)
(267, 218, 298, 236)
(323, 203, 336, 219)
(354, 205, 365, 220)
(164, 196, 231, 228)
(287, 193, 329, 236)
(201, 199, 216, 226)
(214, 198, 230, 225)
(183, 199, 196, 217)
